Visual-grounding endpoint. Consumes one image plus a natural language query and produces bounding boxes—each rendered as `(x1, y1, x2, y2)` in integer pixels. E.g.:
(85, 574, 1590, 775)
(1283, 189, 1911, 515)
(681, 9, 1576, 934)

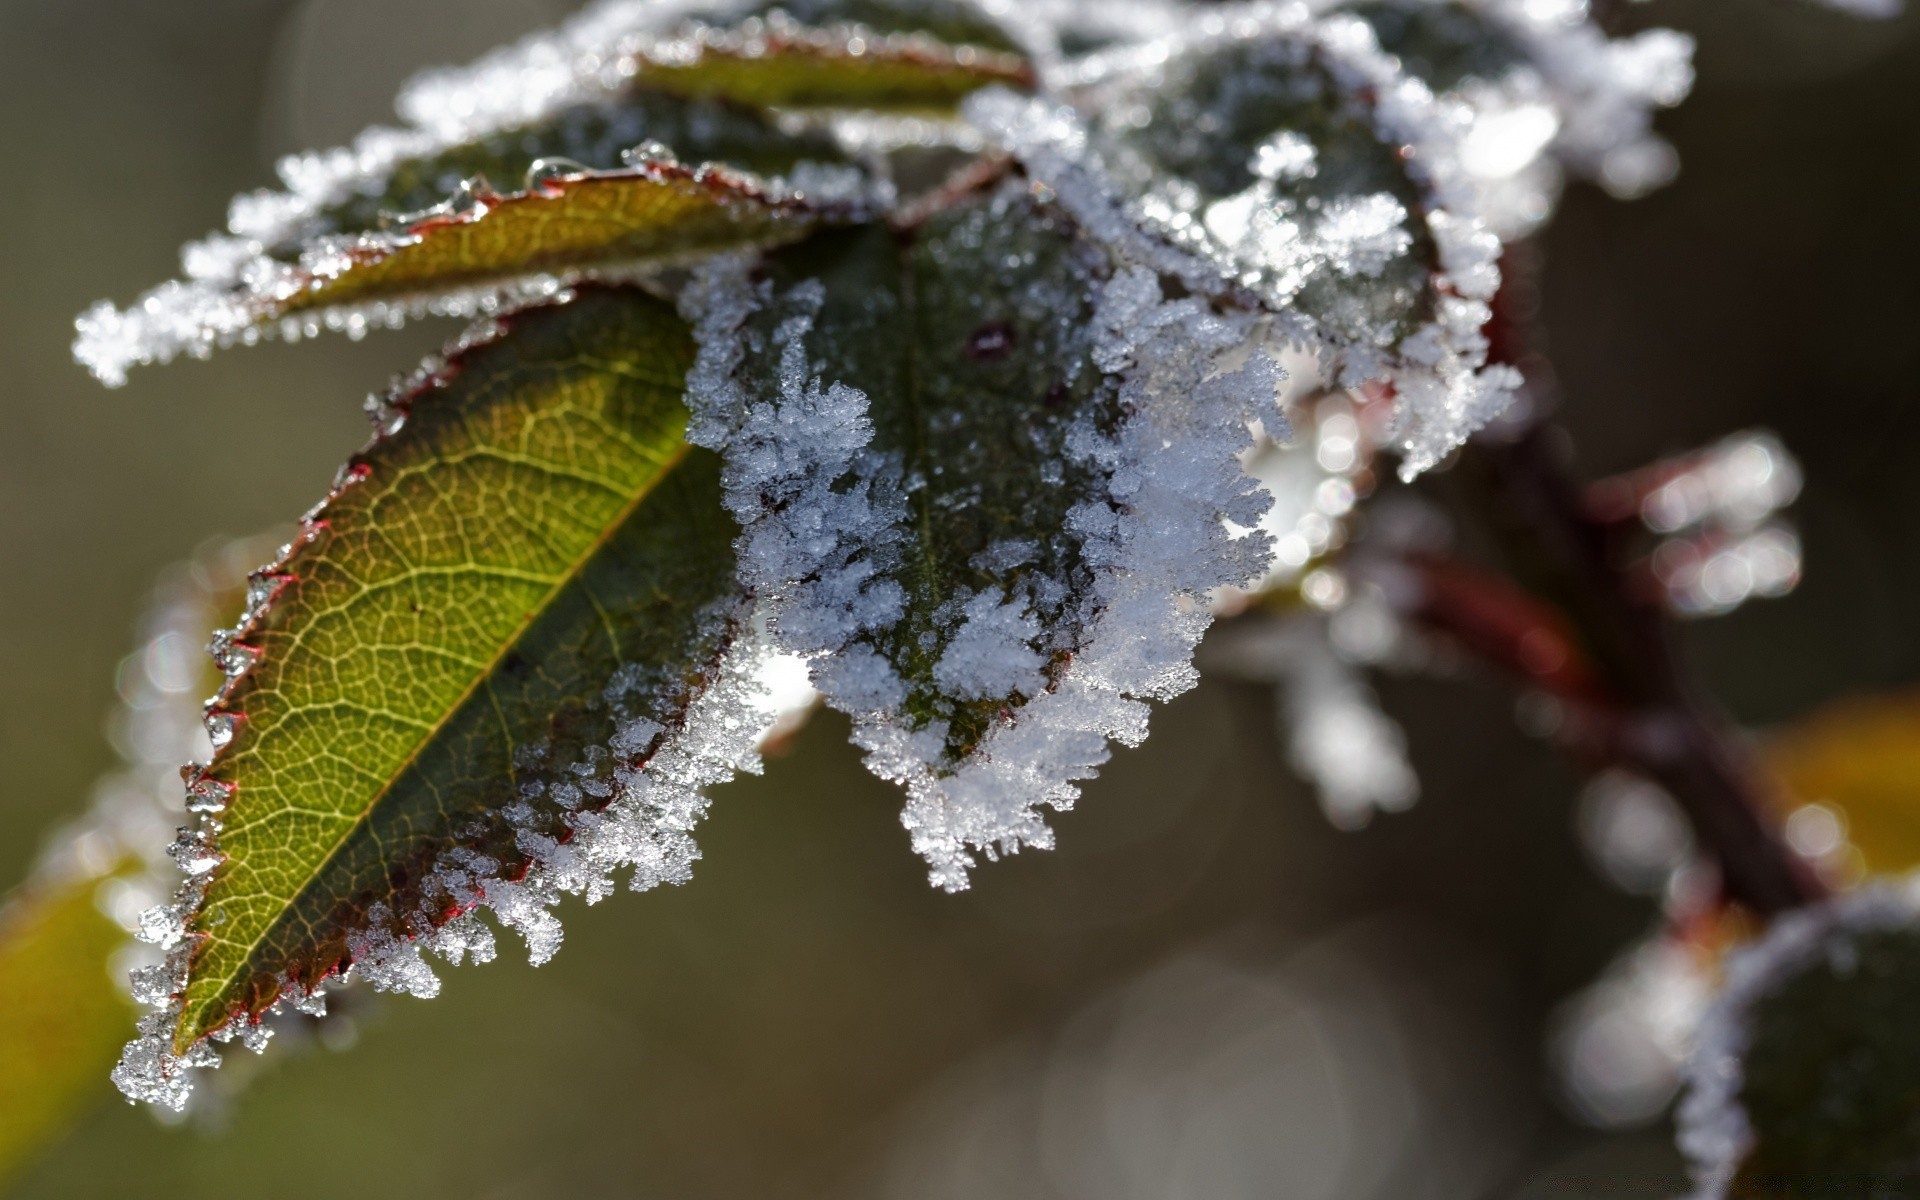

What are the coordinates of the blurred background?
(0, 0, 1916, 1195)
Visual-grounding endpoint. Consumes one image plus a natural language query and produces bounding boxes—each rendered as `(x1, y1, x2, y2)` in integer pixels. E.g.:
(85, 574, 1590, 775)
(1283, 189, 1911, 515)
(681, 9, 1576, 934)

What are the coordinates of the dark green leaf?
(1726, 915, 1920, 1196)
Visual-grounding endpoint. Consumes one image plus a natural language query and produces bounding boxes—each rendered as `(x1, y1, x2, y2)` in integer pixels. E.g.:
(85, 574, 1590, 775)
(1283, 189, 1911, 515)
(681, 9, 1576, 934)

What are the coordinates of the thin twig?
(1443, 245, 1827, 917)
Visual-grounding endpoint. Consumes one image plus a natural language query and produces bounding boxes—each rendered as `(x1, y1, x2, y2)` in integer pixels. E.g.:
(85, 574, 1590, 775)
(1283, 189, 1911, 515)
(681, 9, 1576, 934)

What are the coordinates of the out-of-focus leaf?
(289, 158, 828, 316)
(1728, 920, 1920, 1196)
(1768, 690, 1920, 877)
(170, 286, 741, 1052)
(305, 95, 850, 245)
(0, 869, 140, 1185)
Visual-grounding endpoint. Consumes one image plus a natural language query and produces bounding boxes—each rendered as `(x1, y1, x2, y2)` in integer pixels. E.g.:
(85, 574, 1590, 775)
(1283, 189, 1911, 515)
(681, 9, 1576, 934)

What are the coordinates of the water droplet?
(524, 156, 591, 191)
(620, 140, 676, 168)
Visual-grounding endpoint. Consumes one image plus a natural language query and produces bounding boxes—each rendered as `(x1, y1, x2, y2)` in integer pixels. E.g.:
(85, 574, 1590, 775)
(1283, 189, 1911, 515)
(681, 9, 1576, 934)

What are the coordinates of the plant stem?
(1453, 245, 1827, 917)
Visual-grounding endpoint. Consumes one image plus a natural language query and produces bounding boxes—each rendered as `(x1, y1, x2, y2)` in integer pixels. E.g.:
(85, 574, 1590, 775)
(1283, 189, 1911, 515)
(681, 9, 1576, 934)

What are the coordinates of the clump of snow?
(1677, 877, 1920, 1199)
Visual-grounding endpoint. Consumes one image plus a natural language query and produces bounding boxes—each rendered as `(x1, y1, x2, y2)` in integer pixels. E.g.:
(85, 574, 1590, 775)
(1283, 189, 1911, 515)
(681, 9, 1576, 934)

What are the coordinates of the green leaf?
(0, 869, 140, 1186)
(74, 153, 840, 389)
(163, 286, 743, 1057)
(302, 94, 850, 247)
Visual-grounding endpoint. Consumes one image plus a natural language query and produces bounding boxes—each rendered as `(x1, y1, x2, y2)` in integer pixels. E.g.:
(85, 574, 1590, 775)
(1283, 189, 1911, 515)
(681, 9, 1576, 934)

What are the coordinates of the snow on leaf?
(1335, 0, 1693, 217)
(113, 287, 769, 1109)
(970, 8, 1519, 478)
(1679, 878, 1920, 1199)
(683, 180, 1285, 888)
(75, 152, 838, 388)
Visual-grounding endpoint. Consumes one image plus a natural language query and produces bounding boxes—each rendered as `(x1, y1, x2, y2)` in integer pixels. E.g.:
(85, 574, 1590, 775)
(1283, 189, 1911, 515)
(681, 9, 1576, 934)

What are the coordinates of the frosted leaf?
(1328, 0, 1694, 227)
(970, 10, 1519, 478)
(1678, 878, 1920, 1198)
(730, 0, 1030, 54)
(75, 150, 839, 388)
(686, 181, 1286, 887)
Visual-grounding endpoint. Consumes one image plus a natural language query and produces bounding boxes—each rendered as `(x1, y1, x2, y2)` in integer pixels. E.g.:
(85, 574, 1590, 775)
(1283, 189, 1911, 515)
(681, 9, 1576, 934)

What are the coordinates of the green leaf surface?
(1731, 921, 1920, 1197)
(175, 286, 741, 1051)
(736, 184, 1120, 765)
(0, 869, 140, 1186)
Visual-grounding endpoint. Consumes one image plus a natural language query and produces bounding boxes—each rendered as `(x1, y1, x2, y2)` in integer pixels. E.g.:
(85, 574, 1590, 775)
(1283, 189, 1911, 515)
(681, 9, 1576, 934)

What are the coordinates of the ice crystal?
(1592, 431, 1806, 618)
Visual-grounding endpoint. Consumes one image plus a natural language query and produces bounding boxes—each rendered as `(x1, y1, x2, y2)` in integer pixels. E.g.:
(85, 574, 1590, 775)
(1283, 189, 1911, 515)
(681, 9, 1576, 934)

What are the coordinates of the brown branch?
(1436, 246, 1827, 917)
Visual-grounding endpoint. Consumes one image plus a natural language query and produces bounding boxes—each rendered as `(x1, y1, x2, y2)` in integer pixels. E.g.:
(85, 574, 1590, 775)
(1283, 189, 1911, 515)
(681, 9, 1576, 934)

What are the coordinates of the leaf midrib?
(181, 436, 695, 1049)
